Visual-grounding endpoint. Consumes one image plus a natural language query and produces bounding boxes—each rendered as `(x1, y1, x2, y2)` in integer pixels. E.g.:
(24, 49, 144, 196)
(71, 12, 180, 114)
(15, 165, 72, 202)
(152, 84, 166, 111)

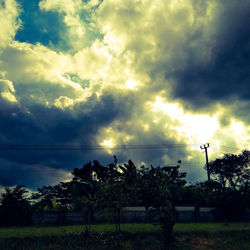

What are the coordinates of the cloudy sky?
(0, 0, 249, 190)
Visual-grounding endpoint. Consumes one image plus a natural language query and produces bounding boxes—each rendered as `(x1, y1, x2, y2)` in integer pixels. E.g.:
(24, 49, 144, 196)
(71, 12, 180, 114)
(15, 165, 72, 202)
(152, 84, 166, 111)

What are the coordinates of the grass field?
(0, 223, 249, 249)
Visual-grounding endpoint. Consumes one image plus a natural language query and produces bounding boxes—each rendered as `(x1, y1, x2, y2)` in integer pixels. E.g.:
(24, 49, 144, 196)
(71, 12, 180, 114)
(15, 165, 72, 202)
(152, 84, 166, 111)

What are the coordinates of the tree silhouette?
(32, 182, 73, 211)
(138, 165, 186, 242)
(209, 150, 249, 190)
(208, 150, 250, 221)
(0, 185, 31, 226)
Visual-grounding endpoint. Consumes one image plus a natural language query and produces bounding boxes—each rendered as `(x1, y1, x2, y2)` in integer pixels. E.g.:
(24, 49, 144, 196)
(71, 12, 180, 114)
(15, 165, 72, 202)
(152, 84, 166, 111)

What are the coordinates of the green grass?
(0, 222, 249, 238)
(0, 223, 249, 249)
(174, 222, 250, 232)
(0, 223, 160, 239)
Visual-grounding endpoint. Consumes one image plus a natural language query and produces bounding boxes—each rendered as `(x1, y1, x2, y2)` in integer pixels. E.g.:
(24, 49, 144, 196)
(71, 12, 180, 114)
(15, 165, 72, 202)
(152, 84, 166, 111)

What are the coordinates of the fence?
(31, 206, 221, 225)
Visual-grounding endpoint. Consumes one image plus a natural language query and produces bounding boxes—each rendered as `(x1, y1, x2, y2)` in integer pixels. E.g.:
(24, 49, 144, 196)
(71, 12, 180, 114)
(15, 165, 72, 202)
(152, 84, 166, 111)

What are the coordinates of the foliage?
(0, 223, 250, 250)
(209, 150, 250, 190)
(2, 150, 249, 230)
(140, 165, 186, 242)
(180, 181, 221, 207)
(0, 185, 31, 226)
(208, 150, 250, 221)
(98, 182, 129, 233)
(71, 160, 113, 218)
(71, 157, 187, 241)
(32, 182, 73, 211)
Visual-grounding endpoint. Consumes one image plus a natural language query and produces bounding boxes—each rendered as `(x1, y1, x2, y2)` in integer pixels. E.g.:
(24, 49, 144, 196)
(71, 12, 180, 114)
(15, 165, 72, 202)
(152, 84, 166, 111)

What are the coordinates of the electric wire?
(0, 143, 248, 152)
(0, 143, 201, 151)
(0, 143, 248, 172)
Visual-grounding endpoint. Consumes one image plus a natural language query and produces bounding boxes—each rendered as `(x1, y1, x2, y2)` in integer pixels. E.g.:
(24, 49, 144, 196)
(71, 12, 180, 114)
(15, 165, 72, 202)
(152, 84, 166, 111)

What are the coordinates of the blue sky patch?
(15, 0, 69, 50)
(65, 73, 90, 88)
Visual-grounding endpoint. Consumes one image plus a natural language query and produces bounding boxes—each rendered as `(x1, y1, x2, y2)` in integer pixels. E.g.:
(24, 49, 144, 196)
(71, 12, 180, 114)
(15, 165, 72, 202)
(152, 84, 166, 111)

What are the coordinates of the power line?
(0, 143, 201, 151)
(212, 149, 242, 155)
(210, 145, 247, 155)
(211, 144, 248, 151)
(0, 143, 248, 152)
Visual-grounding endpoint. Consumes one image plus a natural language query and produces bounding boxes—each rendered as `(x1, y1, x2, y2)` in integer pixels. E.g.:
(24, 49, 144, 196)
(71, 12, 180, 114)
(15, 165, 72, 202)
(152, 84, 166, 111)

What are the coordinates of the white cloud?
(0, 0, 21, 48)
(39, 0, 83, 15)
(0, 42, 92, 106)
(0, 79, 17, 103)
(39, 0, 96, 50)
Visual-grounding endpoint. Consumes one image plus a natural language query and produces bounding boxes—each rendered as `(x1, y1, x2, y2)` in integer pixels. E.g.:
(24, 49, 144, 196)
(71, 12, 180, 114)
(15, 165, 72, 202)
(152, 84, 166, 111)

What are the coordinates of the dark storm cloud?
(0, 158, 72, 189)
(167, 1, 250, 108)
(0, 91, 135, 188)
(0, 92, 131, 146)
(116, 129, 189, 168)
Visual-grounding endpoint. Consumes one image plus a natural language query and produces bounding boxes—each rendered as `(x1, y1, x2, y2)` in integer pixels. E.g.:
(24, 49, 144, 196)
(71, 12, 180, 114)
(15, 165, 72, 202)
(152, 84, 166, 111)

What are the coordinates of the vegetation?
(0, 185, 31, 226)
(0, 150, 249, 246)
(1, 222, 250, 238)
(209, 150, 250, 221)
(0, 223, 249, 249)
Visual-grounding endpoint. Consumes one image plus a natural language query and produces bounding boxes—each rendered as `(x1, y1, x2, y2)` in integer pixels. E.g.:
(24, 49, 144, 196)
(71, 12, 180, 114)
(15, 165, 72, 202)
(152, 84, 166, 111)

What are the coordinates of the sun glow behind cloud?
(226, 120, 250, 148)
(101, 139, 115, 148)
(149, 96, 219, 144)
(125, 78, 137, 90)
(100, 138, 116, 154)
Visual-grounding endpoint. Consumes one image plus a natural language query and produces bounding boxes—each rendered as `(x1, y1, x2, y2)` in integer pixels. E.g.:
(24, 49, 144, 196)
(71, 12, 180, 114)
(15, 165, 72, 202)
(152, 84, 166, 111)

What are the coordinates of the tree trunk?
(145, 206, 149, 222)
(163, 222, 175, 243)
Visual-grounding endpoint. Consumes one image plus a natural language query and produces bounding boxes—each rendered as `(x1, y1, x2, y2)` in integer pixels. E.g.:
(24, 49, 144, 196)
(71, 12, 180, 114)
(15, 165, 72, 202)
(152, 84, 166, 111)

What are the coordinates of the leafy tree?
(31, 157, 186, 242)
(98, 182, 129, 233)
(209, 150, 249, 190)
(119, 160, 140, 206)
(180, 181, 221, 207)
(208, 150, 250, 221)
(139, 165, 186, 242)
(71, 159, 117, 231)
(0, 185, 31, 226)
(32, 182, 73, 211)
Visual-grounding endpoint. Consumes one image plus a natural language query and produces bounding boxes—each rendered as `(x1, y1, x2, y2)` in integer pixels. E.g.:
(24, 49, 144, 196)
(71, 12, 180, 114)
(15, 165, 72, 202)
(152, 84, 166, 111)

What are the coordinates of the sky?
(0, 0, 249, 190)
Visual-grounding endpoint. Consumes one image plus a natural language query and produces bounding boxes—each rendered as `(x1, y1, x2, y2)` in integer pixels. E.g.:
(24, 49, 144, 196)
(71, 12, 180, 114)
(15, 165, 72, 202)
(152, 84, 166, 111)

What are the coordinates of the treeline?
(0, 151, 249, 241)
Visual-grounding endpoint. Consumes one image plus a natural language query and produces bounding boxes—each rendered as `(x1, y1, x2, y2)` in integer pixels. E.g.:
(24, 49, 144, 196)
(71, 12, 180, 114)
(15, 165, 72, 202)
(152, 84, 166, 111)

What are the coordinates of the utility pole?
(200, 143, 210, 183)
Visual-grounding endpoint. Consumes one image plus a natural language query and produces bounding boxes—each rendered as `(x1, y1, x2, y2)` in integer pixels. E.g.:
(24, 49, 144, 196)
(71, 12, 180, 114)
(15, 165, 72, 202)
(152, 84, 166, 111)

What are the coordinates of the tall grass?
(0, 223, 249, 249)
(0, 222, 250, 238)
